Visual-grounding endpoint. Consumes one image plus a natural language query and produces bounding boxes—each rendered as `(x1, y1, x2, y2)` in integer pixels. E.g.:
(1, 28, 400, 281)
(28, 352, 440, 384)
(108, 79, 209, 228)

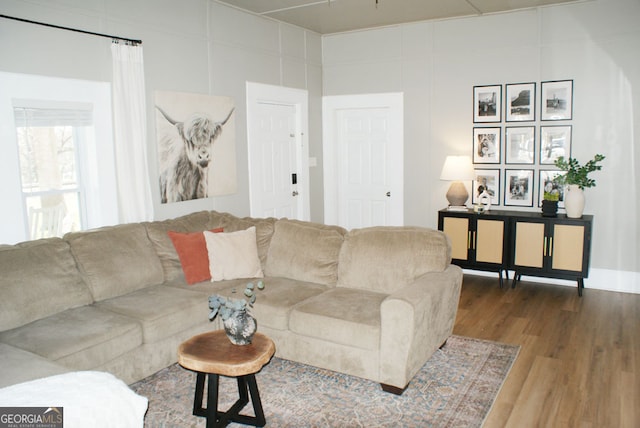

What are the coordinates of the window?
(14, 105, 93, 239)
(0, 72, 118, 244)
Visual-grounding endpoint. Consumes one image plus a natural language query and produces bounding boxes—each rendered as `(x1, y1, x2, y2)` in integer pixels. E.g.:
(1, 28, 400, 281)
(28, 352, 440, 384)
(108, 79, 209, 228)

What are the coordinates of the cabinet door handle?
(473, 231, 477, 250)
(549, 237, 553, 258)
(543, 237, 547, 257)
(467, 231, 471, 250)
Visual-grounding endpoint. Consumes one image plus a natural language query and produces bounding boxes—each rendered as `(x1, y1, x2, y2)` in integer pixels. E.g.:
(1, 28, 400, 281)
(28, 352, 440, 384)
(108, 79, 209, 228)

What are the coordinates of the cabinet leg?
(577, 278, 584, 297)
(498, 270, 503, 289)
(511, 272, 519, 289)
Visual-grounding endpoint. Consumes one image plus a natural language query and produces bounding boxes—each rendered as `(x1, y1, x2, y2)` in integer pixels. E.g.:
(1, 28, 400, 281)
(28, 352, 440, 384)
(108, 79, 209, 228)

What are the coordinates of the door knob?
(292, 191, 299, 196)
(386, 191, 391, 197)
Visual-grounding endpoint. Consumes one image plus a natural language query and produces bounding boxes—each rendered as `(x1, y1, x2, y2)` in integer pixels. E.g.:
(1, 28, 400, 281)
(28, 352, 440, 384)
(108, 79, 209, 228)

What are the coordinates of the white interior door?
(323, 93, 403, 229)
(247, 82, 309, 220)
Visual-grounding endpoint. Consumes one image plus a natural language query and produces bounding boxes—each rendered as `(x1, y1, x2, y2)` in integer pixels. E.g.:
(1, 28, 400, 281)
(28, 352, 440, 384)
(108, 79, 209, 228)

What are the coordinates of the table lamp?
(440, 155, 474, 210)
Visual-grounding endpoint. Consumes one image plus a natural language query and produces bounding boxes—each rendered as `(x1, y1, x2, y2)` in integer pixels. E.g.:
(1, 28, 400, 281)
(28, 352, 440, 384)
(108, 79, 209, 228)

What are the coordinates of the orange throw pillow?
(168, 228, 223, 284)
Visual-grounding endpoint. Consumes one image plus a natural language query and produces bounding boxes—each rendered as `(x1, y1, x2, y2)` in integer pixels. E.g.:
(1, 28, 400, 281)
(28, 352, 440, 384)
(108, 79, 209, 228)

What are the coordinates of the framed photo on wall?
(505, 126, 535, 164)
(472, 169, 500, 206)
(504, 169, 534, 207)
(506, 82, 535, 122)
(473, 127, 501, 164)
(473, 85, 502, 123)
(541, 80, 573, 120)
(539, 170, 565, 208)
(540, 125, 572, 164)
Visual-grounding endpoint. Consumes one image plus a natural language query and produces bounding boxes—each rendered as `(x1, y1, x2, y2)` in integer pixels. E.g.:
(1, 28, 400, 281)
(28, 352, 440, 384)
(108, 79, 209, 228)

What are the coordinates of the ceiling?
(216, 0, 582, 34)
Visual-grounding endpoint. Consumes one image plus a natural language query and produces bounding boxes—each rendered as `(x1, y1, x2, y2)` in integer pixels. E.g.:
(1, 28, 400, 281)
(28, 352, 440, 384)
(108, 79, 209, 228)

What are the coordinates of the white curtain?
(111, 41, 154, 223)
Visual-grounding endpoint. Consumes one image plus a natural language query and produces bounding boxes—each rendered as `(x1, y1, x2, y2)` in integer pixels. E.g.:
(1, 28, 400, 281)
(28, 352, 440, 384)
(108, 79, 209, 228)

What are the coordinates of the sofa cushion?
(168, 228, 223, 284)
(265, 219, 346, 286)
(212, 277, 329, 331)
(0, 238, 93, 331)
(0, 305, 142, 370)
(162, 277, 249, 296)
(337, 226, 451, 294)
(95, 285, 205, 344)
(212, 213, 276, 270)
(289, 287, 387, 350)
(66, 223, 165, 301)
(145, 211, 212, 281)
(204, 227, 264, 281)
(0, 343, 70, 388)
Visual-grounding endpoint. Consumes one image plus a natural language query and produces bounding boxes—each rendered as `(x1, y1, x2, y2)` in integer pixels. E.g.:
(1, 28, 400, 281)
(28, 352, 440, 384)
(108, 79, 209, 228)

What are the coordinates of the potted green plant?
(208, 280, 265, 345)
(541, 187, 560, 217)
(553, 154, 605, 218)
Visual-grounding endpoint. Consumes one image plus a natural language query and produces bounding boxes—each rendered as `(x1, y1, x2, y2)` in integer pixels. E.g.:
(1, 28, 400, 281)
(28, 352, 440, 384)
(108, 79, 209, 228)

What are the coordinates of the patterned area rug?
(131, 335, 519, 427)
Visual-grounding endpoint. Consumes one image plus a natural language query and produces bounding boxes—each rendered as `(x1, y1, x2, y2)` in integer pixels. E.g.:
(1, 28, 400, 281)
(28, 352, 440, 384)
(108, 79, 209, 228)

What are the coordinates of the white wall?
(323, 0, 640, 289)
(0, 0, 324, 224)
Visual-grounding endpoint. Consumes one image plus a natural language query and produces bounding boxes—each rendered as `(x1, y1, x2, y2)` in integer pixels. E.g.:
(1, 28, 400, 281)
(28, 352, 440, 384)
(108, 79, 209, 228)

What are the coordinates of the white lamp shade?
(440, 155, 474, 181)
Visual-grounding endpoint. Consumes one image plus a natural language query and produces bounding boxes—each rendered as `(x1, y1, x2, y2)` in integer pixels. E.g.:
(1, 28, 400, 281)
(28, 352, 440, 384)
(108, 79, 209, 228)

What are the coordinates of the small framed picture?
(505, 126, 535, 164)
(539, 170, 565, 208)
(473, 85, 502, 123)
(472, 169, 500, 206)
(504, 169, 534, 207)
(540, 125, 572, 164)
(473, 127, 501, 164)
(541, 80, 573, 121)
(506, 82, 535, 122)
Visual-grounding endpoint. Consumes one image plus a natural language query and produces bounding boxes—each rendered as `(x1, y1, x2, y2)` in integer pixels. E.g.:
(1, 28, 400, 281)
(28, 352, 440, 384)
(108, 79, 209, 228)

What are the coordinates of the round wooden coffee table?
(178, 330, 275, 428)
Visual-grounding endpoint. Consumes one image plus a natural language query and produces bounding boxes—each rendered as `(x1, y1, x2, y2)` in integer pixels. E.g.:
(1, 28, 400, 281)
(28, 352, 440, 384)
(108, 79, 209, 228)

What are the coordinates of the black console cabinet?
(438, 209, 593, 296)
(437, 209, 510, 287)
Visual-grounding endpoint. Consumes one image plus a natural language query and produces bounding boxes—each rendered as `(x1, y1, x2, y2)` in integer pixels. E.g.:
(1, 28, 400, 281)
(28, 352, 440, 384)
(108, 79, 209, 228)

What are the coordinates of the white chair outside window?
(29, 203, 66, 239)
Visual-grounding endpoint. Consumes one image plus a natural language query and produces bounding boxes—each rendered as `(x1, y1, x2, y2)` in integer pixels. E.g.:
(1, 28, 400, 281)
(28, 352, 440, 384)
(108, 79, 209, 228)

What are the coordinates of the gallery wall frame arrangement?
(472, 169, 500, 206)
(505, 126, 535, 164)
(539, 125, 572, 165)
(539, 170, 565, 208)
(473, 127, 501, 164)
(473, 84, 502, 123)
(505, 82, 535, 122)
(504, 169, 534, 207)
(469, 79, 574, 210)
(541, 80, 573, 121)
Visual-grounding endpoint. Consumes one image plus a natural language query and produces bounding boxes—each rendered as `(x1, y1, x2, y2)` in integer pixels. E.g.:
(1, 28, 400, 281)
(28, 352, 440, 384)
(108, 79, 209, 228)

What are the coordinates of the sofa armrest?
(379, 264, 463, 388)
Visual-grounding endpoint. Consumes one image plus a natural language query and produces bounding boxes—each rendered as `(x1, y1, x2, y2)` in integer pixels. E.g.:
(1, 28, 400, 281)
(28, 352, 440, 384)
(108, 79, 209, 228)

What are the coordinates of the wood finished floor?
(453, 274, 639, 428)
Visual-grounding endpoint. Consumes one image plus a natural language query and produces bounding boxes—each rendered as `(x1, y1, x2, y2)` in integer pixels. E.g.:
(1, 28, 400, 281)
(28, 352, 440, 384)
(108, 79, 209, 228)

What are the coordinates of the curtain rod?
(0, 14, 142, 45)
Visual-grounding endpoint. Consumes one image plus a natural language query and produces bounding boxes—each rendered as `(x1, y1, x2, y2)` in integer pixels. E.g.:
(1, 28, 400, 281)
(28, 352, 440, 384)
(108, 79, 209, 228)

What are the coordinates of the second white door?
(323, 93, 403, 229)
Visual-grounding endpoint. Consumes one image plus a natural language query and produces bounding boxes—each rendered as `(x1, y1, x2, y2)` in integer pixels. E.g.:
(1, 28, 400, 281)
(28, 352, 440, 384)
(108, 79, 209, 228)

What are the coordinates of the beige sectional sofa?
(0, 210, 462, 394)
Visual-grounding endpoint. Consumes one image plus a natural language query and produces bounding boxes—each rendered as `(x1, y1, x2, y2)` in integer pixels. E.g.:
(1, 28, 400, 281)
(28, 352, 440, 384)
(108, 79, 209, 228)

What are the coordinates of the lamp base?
(446, 205, 469, 212)
(446, 181, 469, 207)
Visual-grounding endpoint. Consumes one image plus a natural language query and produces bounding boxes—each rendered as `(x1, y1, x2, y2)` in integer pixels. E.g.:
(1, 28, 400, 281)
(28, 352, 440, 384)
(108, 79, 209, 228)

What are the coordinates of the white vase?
(564, 185, 585, 218)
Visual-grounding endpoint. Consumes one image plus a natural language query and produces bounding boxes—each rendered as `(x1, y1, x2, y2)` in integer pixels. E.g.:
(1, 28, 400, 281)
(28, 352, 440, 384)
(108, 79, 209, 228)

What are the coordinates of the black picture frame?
(505, 126, 535, 164)
(539, 170, 565, 208)
(473, 127, 501, 164)
(541, 80, 573, 121)
(506, 82, 535, 122)
(473, 85, 502, 123)
(472, 169, 500, 206)
(504, 169, 534, 207)
(539, 125, 572, 165)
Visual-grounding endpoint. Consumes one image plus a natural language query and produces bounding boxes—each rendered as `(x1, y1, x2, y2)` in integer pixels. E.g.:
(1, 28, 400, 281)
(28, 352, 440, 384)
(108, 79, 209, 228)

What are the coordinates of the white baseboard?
(462, 268, 640, 295)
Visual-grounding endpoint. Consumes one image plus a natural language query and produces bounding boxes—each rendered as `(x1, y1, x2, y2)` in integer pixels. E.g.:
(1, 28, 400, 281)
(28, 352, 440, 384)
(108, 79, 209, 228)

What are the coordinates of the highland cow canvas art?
(155, 91, 236, 204)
